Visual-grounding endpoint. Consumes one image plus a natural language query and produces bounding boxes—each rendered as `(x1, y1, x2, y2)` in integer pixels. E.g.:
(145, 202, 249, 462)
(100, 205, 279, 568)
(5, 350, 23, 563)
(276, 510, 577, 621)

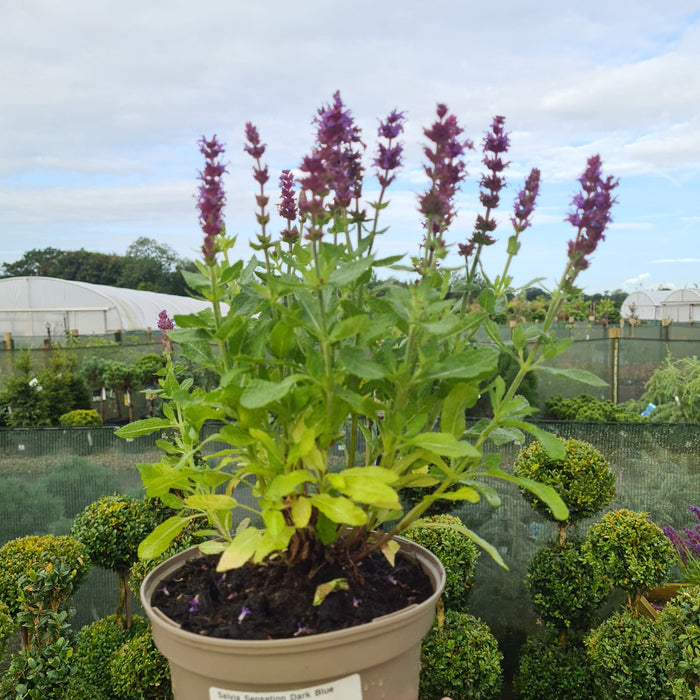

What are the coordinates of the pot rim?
(140, 536, 446, 650)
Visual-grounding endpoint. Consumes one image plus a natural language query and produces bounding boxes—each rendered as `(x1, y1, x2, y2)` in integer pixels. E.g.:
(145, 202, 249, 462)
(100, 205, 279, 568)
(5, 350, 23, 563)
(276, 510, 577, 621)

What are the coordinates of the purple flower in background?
(374, 109, 406, 189)
(418, 104, 472, 235)
(299, 91, 364, 225)
(479, 116, 510, 211)
(157, 310, 175, 355)
(238, 606, 251, 624)
(566, 155, 618, 272)
(511, 168, 541, 234)
(197, 135, 228, 264)
(278, 169, 299, 243)
(188, 594, 200, 613)
(243, 122, 266, 160)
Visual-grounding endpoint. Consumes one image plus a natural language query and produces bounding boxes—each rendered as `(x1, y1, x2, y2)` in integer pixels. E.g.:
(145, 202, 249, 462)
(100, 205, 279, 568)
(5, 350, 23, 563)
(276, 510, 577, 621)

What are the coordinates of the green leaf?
(434, 486, 481, 502)
(328, 257, 374, 287)
(264, 471, 316, 500)
(340, 476, 400, 509)
(217, 527, 262, 571)
(537, 366, 608, 387)
(184, 494, 238, 511)
(421, 346, 499, 382)
(240, 375, 301, 409)
(486, 467, 569, 521)
(137, 516, 187, 560)
(441, 383, 478, 436)
(341, 466, 398, 483)
(405, 432, 480, 459)
(338, 346, 387, 379)
(310, 494, 367, 526)
(508, 421, 566, 459)
(115, 418, 171, 439)
(540, 337, 573, 360)
(329, 315, 370, 343)
(407, 518, 507, 570)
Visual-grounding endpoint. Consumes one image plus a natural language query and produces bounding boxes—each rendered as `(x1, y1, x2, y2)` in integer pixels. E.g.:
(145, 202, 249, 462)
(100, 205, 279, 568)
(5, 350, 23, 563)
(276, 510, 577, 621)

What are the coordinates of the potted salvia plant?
(116, 92, 617, 699)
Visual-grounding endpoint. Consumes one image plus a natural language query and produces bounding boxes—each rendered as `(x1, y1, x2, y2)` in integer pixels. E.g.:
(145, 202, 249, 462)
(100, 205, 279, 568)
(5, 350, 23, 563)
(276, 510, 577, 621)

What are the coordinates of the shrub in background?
(0, 607, 76, 699)
(0, 535, 89, 620)
(513, 630, 601, 700)
(544, 394, 645, 422)
(585, 610, 672, 699)
(526, 537, 607, 634)
(0, 600, 14, 659)
(584, 508, 673, 610)
(419, 610, 502, 700)
(658, 584, 700, 698)
(109, 626, 173, 700)
(58, 409, 102, 426)
(65, 614, 150, 700)
(403, 514, 479, 612)
(513, 437, 615, 543)
(71, 495, 157, 629)
(0, 536, 89, 699)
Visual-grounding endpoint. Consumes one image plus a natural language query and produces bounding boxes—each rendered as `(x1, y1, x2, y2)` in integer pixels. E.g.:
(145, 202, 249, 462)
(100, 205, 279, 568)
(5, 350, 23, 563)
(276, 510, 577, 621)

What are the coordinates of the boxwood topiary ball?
(585, 610, 672, 699)
(71, 495, 157, 573)
(66, 614, 150, 700)
(526, 537, 608, 631)
(109, 626, 172, 700)
(419, 610, 502, 700)
(402, 514, 479, 612)
(0, 534, 89, 616)
(514, 629, 601, 700)
(513, 437, 615, 524)
(658, 584, 700, 696)
(583, 509, 673, 599)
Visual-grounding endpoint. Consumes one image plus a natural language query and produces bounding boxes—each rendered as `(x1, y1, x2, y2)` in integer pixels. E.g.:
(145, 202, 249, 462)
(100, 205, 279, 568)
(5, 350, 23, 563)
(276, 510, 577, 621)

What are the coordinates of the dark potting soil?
(151, 549, 433, 640)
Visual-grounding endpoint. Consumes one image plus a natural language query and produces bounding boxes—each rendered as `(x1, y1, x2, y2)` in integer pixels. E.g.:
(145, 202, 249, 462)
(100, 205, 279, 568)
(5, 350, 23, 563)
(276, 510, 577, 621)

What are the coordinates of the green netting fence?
(1, 421, 699, 643)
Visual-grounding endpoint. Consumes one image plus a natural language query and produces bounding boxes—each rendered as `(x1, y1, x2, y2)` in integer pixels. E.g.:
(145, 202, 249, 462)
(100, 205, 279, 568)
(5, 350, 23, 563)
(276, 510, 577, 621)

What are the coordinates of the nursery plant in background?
(513, 438, 615, 699)
(70, 495, 158, 629)
(658, 584, 700, 698)
(116, 92, 617, 697)
(583, 509, 676, 699)
(0, 534, 89, 698)
(404, 515, 502, 700)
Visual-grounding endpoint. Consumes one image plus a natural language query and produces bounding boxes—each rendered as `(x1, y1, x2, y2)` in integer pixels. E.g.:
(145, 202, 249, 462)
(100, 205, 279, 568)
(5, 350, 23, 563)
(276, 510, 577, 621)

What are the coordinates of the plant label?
(209, 673, 363, 700)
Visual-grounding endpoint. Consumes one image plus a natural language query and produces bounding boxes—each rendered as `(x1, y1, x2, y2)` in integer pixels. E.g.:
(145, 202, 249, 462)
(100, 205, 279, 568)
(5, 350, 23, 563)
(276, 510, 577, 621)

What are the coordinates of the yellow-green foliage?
(0, 534, 89, 616)
(514, 438, 615, 524)
(59, 409, 102, 426)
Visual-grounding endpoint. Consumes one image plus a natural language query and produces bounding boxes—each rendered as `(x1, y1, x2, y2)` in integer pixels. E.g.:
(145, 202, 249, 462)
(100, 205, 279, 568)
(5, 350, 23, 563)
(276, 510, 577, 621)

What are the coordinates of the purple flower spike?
(566, 155, 619, 273)
(197, 135, 228, 264)
(374, 109, 406, 189)
(418, 104, 472, 236)
(188, 594, 200, 613)
(238, 606, 251, 624)
(479, 116, 510, 212)
(511, 168, 541, 234)
(157, 310, 175, 354)
(298, 91, 364, 236)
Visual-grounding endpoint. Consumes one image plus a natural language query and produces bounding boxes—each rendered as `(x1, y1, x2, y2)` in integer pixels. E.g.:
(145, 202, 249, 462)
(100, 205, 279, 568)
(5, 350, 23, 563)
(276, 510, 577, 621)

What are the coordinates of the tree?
(118, 237, 194, 295)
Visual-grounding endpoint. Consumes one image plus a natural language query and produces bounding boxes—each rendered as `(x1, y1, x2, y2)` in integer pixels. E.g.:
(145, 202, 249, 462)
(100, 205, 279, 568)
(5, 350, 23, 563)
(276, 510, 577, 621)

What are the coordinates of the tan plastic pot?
(141, 537, 445, 700)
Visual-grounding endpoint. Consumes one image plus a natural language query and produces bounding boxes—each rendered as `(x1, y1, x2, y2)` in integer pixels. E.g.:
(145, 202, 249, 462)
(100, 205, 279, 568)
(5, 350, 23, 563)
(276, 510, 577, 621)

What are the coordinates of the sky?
(1, 0, 699, 295)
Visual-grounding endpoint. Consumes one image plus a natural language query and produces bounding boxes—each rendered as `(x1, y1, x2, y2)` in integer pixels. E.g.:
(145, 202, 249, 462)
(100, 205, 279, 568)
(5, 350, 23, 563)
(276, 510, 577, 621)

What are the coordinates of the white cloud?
(621, 273, 651, 290)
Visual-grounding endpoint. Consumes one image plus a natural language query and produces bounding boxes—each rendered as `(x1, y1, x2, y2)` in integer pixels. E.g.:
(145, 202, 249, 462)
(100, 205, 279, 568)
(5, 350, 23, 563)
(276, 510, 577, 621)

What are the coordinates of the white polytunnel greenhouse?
(620, 288, 700, 323)
(0, 276, 212, 338)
